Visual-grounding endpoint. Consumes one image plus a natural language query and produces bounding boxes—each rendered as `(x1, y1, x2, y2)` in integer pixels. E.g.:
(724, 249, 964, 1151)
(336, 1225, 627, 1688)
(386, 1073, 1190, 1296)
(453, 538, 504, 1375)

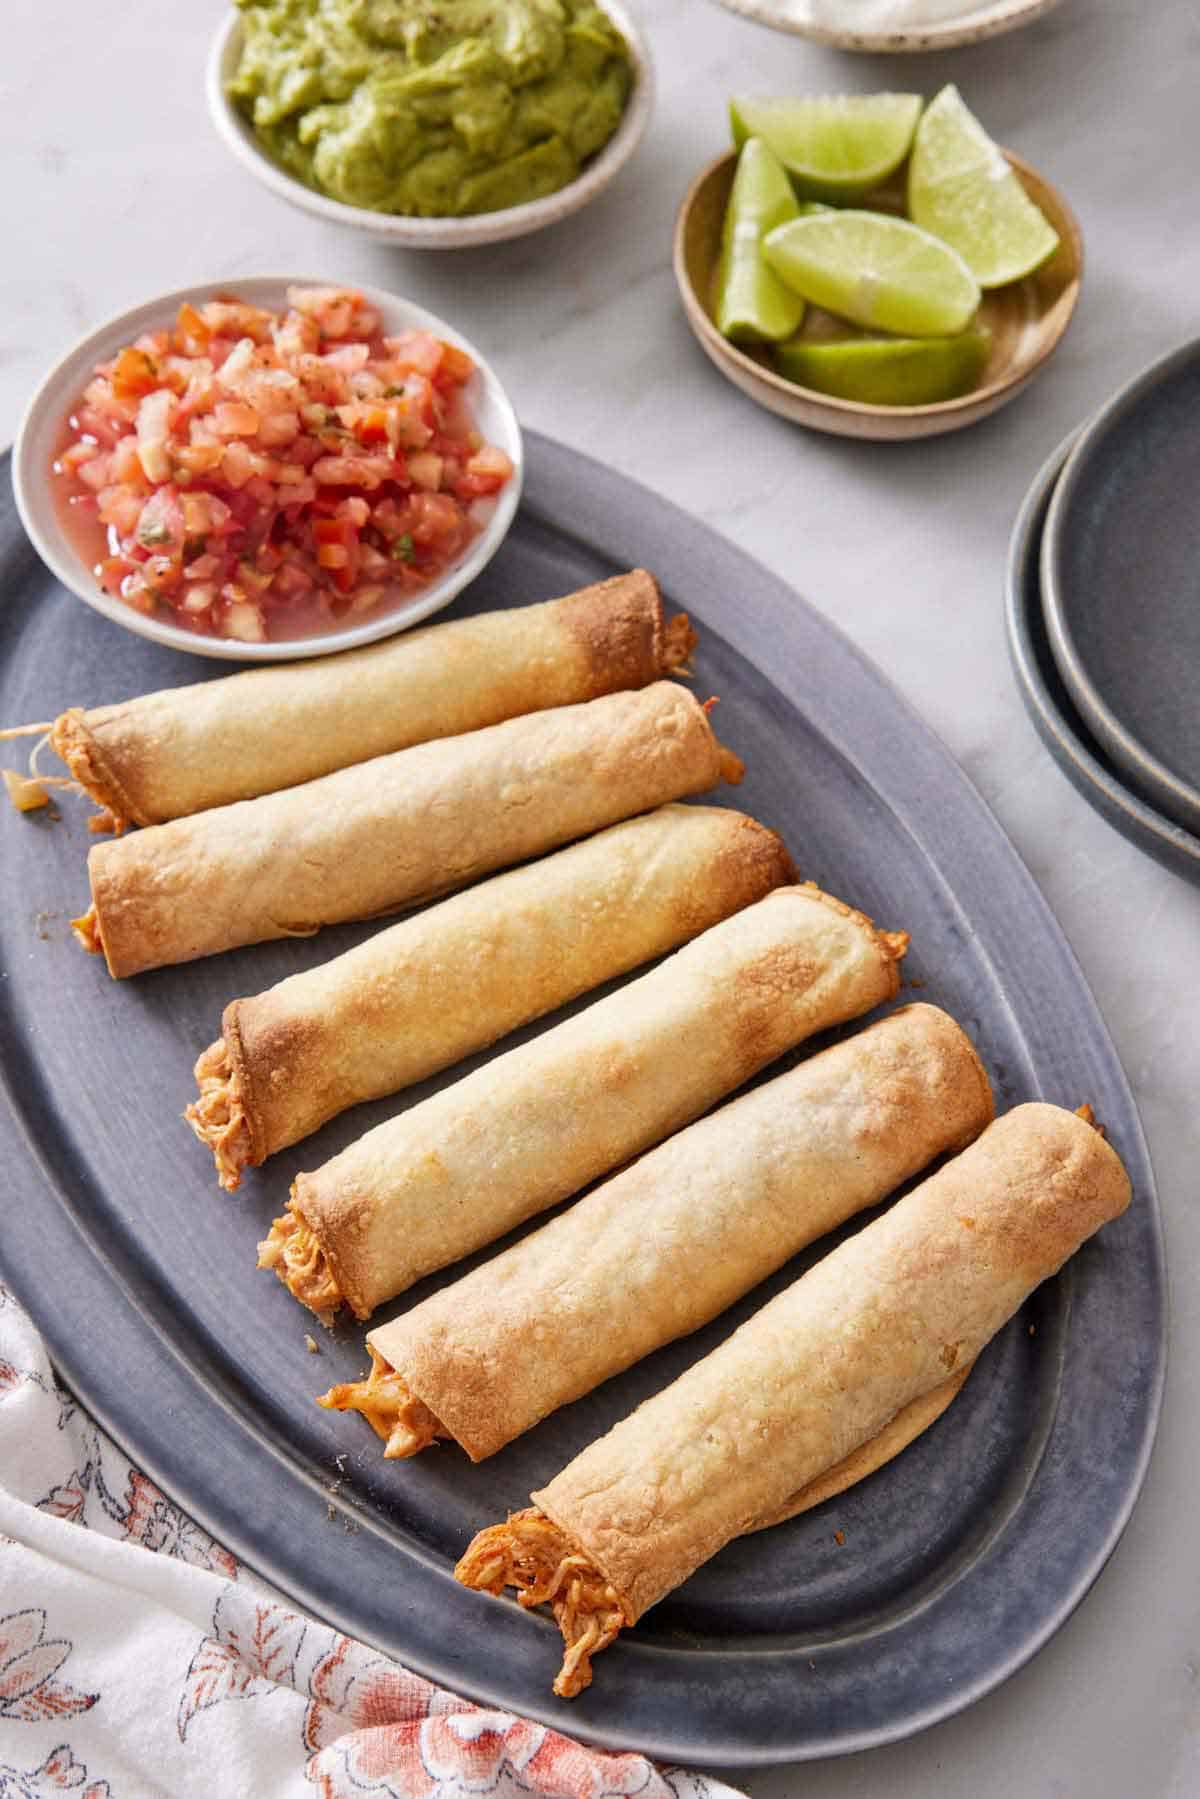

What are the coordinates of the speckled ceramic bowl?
(207, 3, 654, 249)
(711, 0, 1062, 53)
(13, 275, 523, 663)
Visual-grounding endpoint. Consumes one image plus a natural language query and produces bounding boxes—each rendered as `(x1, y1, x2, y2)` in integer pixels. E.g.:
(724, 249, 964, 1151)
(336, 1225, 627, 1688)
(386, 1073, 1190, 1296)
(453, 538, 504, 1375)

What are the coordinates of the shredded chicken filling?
(49, 711, 130, 831)
(455, 1507, 632, 1699)
(185, 1038, 255, 1191)
(2, 721, 112, 824)
(257, 1206, 343, 1321)
(317, 1347, 446, 1458)
(662, 611, 698, 673)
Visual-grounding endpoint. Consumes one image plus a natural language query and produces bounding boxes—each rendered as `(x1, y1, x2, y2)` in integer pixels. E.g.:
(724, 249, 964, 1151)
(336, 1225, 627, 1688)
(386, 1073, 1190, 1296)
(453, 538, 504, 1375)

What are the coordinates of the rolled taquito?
(187, 805, 795, 1190)
(51, 571, 692, 829)
(319, 1004, 993, 1461)
(457, 1102, 1131, 1696)
(72, 682, 740, 979)
(260, 884, 909, 1322)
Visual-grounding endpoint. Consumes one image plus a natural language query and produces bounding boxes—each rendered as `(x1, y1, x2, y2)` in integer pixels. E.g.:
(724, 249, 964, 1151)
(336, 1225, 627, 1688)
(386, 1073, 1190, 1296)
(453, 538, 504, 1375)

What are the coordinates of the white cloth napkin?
(0, 1279, 744, 1799)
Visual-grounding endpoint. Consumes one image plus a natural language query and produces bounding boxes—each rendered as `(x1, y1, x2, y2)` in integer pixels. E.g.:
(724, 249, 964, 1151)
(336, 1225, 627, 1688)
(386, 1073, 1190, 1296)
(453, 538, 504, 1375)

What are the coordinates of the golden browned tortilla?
(264, 882, 908, 1322)
(73, 680, 736, 978)
(457, 1102, 1131, 1695)
(324, 1004, 991, 1462)
(186, 804, 795, 1189)
(53, 571, 691, 828)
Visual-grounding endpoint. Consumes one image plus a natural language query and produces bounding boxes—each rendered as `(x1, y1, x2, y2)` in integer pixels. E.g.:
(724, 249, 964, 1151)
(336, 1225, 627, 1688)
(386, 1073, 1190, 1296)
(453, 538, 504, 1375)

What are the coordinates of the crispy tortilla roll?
(262, 885, 908, 1322)
(456, 1102, 1131, 1696)
(187, 805, 795, 1190)
(73, 682, 738, 979)
(50, 572, 693, 829)
(323, 1005, 992, 1460)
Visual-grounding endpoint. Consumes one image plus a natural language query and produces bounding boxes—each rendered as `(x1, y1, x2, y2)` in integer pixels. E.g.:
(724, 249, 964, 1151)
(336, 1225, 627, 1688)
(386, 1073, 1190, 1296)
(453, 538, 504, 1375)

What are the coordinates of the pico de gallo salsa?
(52, 285, 514, 643)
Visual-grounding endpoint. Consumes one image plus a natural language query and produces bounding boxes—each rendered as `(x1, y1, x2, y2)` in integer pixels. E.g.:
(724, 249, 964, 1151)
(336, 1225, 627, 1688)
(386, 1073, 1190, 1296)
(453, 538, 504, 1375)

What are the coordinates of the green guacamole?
(229, 0, 633, 217)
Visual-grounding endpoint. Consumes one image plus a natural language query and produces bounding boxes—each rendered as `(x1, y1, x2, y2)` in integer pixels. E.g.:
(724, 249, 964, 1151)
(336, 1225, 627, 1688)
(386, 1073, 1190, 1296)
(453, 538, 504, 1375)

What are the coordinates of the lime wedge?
(908, 86, 1059, 287)
(773, 331, 991, 406)
(730, 94, 922, 202)
(764, 211, 981, 336)
(715, 138, 806, 344)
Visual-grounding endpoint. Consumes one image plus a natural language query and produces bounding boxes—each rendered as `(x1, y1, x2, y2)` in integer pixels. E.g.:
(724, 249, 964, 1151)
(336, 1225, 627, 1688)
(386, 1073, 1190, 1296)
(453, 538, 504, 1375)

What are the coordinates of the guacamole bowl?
(207, 2, 654, 249)
(15, 275, 524, 662)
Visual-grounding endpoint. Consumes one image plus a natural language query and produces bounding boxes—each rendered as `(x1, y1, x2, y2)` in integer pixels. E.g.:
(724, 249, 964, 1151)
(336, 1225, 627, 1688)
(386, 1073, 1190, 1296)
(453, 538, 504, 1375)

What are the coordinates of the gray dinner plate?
(1008, 434, 1200, 887)
(1041, 338, 1200, 837)
(0, 435, 1164, 1766)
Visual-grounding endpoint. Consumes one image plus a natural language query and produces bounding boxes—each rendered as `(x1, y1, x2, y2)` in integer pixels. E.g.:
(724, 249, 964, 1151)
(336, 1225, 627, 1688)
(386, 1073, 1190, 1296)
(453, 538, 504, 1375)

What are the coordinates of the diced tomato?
(74, 404, 126, 448)
(383, 331, 444, 379)
(173, 302, 212, 355)
(96, 555, 135, 596)
(212, 401, 260, 438)
(184, 552, 220, 580)
(111, 348, 160, 407)
(436, 343, 475, 387)
(273, 560, 314, 600)
(220, 441, 255, 489)
(409, 491, 464, 545)
(54, 441, 102, 476)
(75, 454, 114, 492)
(110, 436, 147, 485)
(312, 453, 394, 490)
(97, 487, 144, 537)
(175, 439, 224, 477)
(407, 451, 444, 492)
(455, 444, 514, 499)
(257, 408, 300, 448)
(338, 401, 391, 448)
(322, 343, 370, 374)
(312, 516, 361, 593)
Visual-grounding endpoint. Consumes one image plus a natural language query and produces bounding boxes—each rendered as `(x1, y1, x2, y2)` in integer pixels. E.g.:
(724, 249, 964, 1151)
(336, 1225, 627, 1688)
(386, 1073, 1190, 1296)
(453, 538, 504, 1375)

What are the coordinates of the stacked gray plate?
(1005, 342, 1200, 887)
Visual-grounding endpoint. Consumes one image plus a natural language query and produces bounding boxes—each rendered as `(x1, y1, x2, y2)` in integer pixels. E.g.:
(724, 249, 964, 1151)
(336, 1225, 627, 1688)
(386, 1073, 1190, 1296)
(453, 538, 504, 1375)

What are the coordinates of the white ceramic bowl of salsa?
(13, 276, 523, 662)
(205, 2, 654, 249)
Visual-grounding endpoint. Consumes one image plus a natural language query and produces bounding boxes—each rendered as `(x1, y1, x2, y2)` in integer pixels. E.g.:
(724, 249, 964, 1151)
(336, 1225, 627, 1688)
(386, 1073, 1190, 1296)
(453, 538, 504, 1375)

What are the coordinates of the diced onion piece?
(135, 389, 174, 482)
(221, 600, 266, 642)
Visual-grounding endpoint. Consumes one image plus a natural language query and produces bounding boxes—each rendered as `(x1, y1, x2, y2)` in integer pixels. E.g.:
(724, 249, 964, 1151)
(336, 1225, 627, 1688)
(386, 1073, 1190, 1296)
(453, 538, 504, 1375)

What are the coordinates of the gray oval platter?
(1041, 338, 1200, 838)
(1008, 434, 1200, 887)
(0, 435, 1165, 1767)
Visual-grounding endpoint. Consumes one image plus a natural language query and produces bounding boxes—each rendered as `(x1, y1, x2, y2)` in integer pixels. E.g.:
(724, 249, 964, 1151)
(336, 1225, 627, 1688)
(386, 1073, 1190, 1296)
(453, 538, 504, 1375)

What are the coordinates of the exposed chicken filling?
(662, 612, 698, 672)
(186, 1038, 255, 1191)
(317, 1346, 446, 1458)
(49, 711, 130, 831)
(257, 1206, 343, 1321)
(455, 1507, 632, 1699)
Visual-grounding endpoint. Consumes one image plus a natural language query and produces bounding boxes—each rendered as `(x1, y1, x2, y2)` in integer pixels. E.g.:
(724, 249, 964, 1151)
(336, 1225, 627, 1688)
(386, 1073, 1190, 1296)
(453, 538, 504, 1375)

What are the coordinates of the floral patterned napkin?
(0, 1280, 742, 1799)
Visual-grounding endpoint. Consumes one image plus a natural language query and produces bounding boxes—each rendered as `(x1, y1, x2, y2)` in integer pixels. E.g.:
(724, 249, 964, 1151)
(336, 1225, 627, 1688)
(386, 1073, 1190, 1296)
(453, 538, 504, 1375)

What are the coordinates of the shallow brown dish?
(673, 149, 1082, 441)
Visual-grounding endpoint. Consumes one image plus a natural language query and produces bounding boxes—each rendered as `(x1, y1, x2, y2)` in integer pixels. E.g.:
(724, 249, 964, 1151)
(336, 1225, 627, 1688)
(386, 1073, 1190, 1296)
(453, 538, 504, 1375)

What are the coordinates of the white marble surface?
(3, 0, 1199, 1792)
